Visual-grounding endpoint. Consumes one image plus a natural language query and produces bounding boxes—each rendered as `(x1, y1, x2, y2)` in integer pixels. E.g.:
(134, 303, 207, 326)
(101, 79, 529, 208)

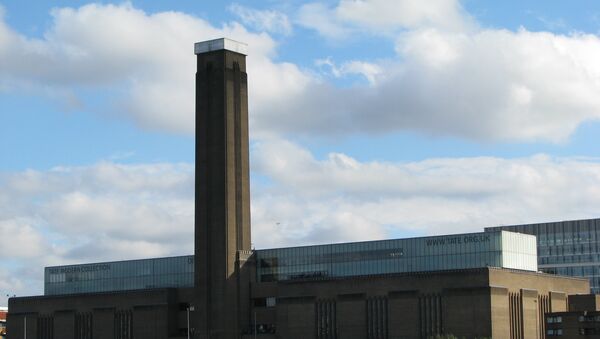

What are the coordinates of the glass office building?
(45, 255, 194, 295)
(486, 218, 600, 293)
(44, 231, 536, 295)
(255, 230, 537, 282)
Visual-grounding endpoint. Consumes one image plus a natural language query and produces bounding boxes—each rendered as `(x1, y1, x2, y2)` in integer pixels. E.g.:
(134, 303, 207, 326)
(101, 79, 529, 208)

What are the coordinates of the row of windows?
(539, 246, 600, 257)
(259, 252, 502, 270)
(579, 315, 600, 322)
(539, 255, 600, 265)
(539, 234, 600, 246)
(547, 316, 562, 323)
(542, 266, 596, 277)
(258, 233, 505, 264)
(580, 328, 600, 335)
(259, 248, 405, 268)
(46, 256, 193, 283)
(488, 219, 600, 241)
(547, 329, 563, 336)
(258, 252, 504, 282)
(46, 273, 193, 295)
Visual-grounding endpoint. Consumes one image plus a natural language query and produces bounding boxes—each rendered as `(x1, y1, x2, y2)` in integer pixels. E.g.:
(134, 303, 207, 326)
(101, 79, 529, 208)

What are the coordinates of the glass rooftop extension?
(44, 231, 536, 295)
(255, 230, 536, 282)
(45, 255, 194, 296)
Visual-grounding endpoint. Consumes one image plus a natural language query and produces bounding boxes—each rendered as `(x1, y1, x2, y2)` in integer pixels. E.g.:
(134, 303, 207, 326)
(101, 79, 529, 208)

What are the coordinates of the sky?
(1, 0, 600, 305)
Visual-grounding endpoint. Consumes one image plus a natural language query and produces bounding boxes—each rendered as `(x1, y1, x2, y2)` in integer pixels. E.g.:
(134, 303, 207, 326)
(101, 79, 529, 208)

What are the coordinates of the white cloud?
(229, 3, 292, 35)
(297, 3, 352, 39)
(0, 3, 305, 135)
(0, 219, 49, 259)
(0, 162, 194, 257)
(298, 0, 471, 38)
(337, 0, 470, 31)
(316, 57, 382, 85)
(257, 27, 600, 142)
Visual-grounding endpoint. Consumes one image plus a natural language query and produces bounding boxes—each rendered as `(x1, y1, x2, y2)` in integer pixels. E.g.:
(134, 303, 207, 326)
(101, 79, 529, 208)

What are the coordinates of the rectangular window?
(547, 328, 563, 336)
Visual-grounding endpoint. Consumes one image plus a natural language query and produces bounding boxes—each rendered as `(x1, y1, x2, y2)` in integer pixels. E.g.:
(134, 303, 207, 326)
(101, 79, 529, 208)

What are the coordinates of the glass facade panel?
(45, 255, 194, 295)
(255, 231, 536, 282)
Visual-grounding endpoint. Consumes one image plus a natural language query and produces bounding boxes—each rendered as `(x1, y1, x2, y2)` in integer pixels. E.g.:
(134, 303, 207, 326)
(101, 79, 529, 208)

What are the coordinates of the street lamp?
(254, 310, 257, 339)
(187, 305, 195, 339)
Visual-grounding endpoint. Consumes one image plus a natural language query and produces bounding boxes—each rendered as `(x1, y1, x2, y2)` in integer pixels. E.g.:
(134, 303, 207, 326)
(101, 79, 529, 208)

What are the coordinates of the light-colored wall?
(501, 231, 538, 271)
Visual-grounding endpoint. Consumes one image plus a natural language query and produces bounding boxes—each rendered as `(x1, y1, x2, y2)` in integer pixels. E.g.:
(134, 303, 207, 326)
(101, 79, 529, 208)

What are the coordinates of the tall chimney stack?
(193, 38, 252, 339)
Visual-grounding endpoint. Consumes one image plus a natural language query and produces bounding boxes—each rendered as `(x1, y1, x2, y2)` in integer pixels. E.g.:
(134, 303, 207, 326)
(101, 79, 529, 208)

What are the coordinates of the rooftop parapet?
(194, 38, 248, 55)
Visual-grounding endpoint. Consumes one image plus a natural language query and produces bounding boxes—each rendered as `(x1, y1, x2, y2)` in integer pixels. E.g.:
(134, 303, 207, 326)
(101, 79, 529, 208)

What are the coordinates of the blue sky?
(2, 0, 600, 303)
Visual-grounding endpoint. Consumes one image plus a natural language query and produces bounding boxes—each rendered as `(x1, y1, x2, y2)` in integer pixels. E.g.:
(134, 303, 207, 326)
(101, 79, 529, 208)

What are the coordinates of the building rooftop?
(194, 38, 248, 55)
